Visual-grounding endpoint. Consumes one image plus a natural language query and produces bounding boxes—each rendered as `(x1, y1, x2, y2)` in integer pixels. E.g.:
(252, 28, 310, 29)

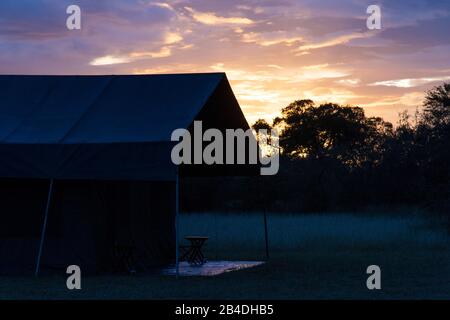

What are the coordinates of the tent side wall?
(0, 179, 48, 274)
(0, 179, 175, 274)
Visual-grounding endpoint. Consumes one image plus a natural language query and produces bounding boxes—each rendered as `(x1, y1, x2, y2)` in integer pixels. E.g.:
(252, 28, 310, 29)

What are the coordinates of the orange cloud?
(372, 76, 450, 88)
(185, 7, 254, 25)
(90, 47, 172, 66)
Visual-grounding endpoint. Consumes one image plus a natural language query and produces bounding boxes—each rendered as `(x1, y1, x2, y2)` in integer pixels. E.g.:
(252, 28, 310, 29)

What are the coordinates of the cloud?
(380, 17, 450, 49)
(164, 32, 183, 44)
(289, 70, 349, 82)
(90, 46, 172, 66)
(233, 81, 281, 102)
(302, 87, 360, 105)
(184, 7, 254, 25)
(132, 63, 198, 75)
(372, 76, 450, 88)
(297, 32, 371, 51)
(151, 2, 174, 11)
(90, 55, 131, 66)
(130, 46, 172, 58)
(240, 31, 303, 46)
(266, 64, 283, 70)
(0, 0, 66, 40)
(301, 64, 330, 70)
(337, 78, 361, 87)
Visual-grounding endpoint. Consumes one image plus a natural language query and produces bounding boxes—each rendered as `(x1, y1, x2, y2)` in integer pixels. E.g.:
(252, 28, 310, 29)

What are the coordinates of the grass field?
(1, 211, 450, 299)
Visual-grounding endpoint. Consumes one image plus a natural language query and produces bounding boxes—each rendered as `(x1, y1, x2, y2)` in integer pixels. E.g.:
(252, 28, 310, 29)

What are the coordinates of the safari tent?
(0, 73, 256, 275)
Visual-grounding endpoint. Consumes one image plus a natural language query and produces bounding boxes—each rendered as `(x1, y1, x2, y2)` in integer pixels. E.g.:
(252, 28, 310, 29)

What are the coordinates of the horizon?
(1, 0, 449, 125)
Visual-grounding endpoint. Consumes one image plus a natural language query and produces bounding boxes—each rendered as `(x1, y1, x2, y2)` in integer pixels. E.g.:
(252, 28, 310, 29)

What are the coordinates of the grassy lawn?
(1, 212, 449, 299)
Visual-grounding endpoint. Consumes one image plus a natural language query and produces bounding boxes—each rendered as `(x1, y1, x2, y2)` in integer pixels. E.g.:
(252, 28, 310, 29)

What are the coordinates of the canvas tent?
(0, 73, 258, 275)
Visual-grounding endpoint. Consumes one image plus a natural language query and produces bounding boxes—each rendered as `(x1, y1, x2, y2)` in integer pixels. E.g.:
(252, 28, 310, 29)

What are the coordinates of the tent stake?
(175, 168, 180, 279)
(35, 179, 54, 277)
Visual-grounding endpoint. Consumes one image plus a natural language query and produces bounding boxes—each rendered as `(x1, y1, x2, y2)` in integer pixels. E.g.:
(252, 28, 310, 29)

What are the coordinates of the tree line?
(181, 82, 450, 214)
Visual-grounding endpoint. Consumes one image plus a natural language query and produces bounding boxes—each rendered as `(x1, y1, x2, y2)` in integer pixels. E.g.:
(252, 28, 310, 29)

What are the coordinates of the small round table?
(183, 236, 209, 265)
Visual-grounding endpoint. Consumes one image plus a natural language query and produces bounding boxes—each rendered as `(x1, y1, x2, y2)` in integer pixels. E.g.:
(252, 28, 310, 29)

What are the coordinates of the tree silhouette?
(252, 118, 277, 156)
(421, 82, 450, 129)
(272, 100, 392, 167)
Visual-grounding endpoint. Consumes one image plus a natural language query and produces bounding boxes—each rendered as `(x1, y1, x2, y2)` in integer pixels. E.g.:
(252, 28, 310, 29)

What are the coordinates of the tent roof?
(0, 73, 253, 181)
(0, 73, 225, 144)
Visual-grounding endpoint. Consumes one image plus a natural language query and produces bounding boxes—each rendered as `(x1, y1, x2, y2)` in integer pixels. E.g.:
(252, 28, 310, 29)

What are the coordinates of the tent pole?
(263, 208, 269, 260)
(258, 175, 269, 260)
(35, 178, 54, 277)
(175, 168, 180, 279)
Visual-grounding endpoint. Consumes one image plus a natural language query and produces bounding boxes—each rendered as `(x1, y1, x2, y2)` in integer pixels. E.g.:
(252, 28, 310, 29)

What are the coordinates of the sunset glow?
(1, 0, 449, 125)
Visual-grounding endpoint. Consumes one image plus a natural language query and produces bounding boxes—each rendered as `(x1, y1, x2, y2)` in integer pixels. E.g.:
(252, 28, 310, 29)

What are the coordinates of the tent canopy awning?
(0, 73, 255, 181)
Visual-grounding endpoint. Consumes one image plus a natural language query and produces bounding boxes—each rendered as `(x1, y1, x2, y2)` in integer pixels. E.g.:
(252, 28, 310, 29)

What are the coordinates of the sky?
(1, 0, 450, 125)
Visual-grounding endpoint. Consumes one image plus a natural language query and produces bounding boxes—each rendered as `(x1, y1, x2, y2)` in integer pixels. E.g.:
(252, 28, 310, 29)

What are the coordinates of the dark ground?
(1, 212, 449, 299)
